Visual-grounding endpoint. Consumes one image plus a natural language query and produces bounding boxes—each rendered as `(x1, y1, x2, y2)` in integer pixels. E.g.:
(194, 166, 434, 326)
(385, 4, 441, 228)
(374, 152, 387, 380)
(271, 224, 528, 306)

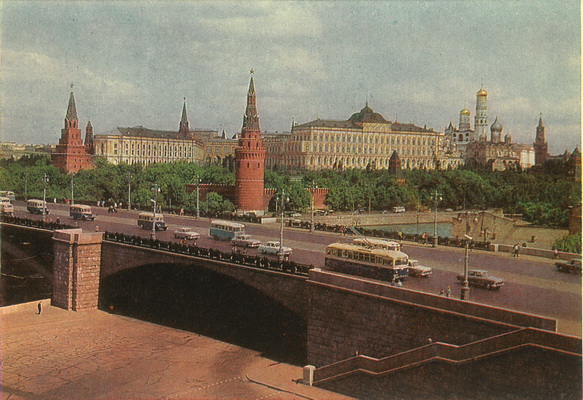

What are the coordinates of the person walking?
(36, 302, 42, 315)
(513, 244, 520, 258)
(446, 286, 452, 298)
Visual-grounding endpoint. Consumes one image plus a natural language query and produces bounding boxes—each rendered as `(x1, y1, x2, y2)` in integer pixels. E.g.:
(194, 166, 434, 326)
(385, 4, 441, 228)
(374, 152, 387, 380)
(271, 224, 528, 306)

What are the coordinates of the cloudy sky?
(1, 1, 580, 154)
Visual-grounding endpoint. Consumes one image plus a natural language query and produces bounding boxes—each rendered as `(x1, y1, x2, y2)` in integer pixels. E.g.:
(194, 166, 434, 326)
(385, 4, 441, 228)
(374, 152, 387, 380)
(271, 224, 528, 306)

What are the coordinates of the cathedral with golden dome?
(441, 86, 537, 171)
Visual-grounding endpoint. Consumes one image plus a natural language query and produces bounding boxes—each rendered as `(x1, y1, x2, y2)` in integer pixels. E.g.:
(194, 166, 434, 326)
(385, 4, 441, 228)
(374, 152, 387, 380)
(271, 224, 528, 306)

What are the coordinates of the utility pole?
(42, 173, 49, 222)
(70, 173, 75, 205)
(433, 189, 442, 248)
(279, 189, 287, 261)
(127, 172, 132, 211)
(461, 235, 472, 300)
(195, 175, 201, 219)
(151, 184, 159, 240)
(310, 180, 316, 233)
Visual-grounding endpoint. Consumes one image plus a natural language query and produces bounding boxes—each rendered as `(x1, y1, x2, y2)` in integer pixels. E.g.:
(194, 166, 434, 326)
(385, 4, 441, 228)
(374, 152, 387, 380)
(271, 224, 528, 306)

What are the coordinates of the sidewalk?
(1, 303, 353, 400)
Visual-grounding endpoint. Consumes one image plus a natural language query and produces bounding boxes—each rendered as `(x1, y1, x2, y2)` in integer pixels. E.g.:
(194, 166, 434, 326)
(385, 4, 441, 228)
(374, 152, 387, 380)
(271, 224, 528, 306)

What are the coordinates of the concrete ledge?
(0, 299, 50, 315)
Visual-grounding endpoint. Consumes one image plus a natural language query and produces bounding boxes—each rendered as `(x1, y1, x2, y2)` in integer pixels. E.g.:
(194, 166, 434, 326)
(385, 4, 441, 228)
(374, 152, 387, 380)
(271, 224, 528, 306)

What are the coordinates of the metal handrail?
(103, 231, 313, 277)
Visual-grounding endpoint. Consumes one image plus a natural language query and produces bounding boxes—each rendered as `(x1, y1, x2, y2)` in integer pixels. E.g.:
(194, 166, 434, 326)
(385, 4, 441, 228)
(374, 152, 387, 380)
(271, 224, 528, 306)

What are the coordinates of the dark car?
(457, 269, 504, 290)
(555, 259, 582, 274)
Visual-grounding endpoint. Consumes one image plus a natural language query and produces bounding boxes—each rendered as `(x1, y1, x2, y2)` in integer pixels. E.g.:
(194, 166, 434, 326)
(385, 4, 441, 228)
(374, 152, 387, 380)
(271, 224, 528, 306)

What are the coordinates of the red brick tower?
(52, 92, 93, 173)
(235, 73, 267, 211)
(84, 120, 94, 155)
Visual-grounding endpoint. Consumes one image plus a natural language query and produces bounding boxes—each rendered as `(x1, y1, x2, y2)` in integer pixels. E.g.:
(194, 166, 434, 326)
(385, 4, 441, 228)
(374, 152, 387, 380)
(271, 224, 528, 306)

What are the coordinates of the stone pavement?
(1, 302, 353, 400)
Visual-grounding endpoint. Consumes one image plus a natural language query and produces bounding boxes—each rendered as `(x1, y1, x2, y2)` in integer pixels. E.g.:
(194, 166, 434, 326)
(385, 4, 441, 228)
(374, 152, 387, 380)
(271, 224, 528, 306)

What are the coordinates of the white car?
(173, 227, 200, 240)
(231, 234, 261, 248)
(258, 241, 293, 256)
(408, 259, 433, 277)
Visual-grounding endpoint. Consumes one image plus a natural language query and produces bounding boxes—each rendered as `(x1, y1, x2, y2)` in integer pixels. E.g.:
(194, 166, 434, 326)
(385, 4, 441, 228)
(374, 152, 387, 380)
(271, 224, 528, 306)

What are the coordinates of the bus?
(27, 199, 49, 215)
(0, 191, 16, 201)
(210, 220, 245, 241)
(325, 243, 409, 282)
(70, 204, 95, 221)
(137, 212, 167, 231)
(0, 197, 14, 216)
(353, 237, 401, 251)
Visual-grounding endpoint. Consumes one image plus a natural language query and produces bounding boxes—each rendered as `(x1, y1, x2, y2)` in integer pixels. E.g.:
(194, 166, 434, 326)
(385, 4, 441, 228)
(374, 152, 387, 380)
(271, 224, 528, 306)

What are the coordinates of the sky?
(1, 1, 580, 154)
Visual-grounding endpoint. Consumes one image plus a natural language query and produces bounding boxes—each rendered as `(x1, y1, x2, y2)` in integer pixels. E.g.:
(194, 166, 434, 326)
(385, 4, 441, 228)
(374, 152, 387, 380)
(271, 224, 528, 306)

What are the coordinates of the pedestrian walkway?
(1, 302, 353, 400)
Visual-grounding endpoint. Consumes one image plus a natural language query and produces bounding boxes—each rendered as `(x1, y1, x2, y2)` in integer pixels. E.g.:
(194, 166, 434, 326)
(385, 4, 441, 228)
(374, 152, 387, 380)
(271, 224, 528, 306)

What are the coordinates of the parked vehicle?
(231, 234, 261, 248)
(0, 197, 14, 216)
(210, 220, 245, 241)
(137, 212, 167, 231)
(70, 204, 95, 221)
(325, 242, 409, 282)
(27, 199, 49, 215)
(555, 259, 582, 274)
(408, 259, 433, 277)
(456, 269, 504, 289)
(259, 241, 293, 256)
(173, 227, 200, 240)
(392, 206, 406, 213)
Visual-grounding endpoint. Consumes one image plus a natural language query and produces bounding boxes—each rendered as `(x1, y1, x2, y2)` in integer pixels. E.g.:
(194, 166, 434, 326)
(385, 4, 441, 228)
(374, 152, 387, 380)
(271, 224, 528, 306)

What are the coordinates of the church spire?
(65, 91, 78, 129)
(179, 98, 190, 135)
(242, 71, 260, 134)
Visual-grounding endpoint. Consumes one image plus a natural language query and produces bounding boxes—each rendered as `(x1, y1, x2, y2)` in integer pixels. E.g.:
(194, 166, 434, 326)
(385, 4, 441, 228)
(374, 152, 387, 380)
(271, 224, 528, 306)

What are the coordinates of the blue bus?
(210, 220, 245, 241)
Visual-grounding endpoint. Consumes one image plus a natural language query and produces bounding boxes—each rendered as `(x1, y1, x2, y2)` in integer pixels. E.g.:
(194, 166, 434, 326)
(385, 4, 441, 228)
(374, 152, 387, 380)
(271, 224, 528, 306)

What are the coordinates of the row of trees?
(0, 155, 580, 229)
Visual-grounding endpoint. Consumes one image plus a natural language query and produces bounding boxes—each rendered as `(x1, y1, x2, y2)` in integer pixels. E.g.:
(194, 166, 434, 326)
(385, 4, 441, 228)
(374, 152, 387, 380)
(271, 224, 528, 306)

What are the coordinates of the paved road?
(12, 202, 582, 336)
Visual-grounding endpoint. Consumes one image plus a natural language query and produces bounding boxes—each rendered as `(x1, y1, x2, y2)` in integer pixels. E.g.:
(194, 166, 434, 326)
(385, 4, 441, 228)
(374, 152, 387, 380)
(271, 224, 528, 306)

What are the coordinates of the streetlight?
(70, 173, 75, 205)
(278, 189, 289, 261)
(42, 173, 49, 222)
(24, 172, 28, 201)
(150, 184, 160, 240)
(461, 234, 472, 300)
(432, 189, 442, 248)
(194, 174, 201, 219)
(310, 180, 317, 233)
(127, 172, 132, 211)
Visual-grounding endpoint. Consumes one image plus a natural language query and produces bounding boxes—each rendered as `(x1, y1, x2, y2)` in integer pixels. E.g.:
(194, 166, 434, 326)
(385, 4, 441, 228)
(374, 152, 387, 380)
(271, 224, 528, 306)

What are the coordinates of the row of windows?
(308, 132, 435, 146)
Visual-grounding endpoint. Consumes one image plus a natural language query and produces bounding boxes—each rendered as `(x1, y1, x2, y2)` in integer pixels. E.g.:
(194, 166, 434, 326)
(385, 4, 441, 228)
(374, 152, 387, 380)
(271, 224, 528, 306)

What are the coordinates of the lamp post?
(195, 175, 201, 219)
(70, 173, 75, 205)
(310, 180, 316, 233)
(127, 172, 132, 211)
(24, 172, 28, 201)
(461, 235, 472, 300)
(42, 173, 49, 222)
(432, 190, 442, 248)
(279, 189, 288, 261)
(150, 184, 160, 240)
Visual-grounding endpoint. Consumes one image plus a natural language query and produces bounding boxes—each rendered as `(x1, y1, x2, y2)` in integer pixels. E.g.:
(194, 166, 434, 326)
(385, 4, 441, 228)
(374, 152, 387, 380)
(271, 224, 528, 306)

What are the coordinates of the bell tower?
(234, 71, 267, 211)
(534, 114, 549, 165)
(474, 85, 489, 139)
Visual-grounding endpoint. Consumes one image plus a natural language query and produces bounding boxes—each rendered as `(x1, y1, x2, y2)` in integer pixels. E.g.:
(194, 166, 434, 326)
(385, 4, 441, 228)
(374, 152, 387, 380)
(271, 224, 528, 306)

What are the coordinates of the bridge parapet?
(52, 229, 104, 311)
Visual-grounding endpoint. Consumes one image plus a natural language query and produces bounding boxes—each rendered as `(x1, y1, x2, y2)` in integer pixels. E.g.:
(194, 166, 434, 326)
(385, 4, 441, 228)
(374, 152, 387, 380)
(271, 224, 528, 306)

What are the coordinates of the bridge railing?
(103, 231, 313, 277)
(0, 215, 75, 231)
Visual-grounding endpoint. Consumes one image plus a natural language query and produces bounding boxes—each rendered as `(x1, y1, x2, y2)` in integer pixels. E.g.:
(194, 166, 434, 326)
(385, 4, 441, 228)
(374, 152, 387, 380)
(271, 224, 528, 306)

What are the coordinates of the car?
(258, 241, 293, 256)
(408, 260, 433, 277)
(555, 259, 582, 274)
(288, 212, 302, 218)
(231, 234, 261, 248)
(173, 227, 200, 240)
(456, 269, 504, 290)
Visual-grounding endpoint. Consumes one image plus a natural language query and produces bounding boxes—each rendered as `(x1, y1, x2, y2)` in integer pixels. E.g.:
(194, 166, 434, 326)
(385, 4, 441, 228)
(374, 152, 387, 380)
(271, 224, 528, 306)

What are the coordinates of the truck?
(258, 241, 293, 256)
(456, 269, 505, 290)
(555, 259, 582, 274)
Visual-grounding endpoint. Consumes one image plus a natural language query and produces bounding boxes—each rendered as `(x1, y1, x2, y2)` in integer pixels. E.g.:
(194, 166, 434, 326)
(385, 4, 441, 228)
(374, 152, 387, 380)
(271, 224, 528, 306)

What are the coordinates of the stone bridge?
(2, 221, 581, 399)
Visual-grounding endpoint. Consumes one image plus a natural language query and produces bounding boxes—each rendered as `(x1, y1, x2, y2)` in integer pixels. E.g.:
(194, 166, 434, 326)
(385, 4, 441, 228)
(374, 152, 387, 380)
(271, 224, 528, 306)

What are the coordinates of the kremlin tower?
(475, 85, 489, 140)
(534, 114, 549, 165)
(234, 72, 267, 211)
(52, 91, 94, 173)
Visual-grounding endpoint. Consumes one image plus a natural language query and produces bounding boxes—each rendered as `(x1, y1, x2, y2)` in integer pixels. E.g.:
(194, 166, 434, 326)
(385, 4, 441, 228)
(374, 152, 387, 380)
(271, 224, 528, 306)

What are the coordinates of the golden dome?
(460, 107, 470, 115)
(477, 87, 488, 96)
